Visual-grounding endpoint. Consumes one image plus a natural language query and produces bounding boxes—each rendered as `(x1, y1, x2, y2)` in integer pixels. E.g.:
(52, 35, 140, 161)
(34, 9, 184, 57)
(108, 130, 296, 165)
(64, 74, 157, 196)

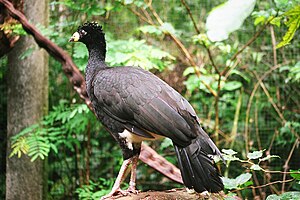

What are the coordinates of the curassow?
(69, 22, 224, 199)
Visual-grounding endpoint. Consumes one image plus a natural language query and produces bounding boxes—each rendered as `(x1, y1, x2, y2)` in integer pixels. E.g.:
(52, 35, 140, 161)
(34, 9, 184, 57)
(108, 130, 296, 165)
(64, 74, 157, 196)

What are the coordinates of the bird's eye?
(80, 30, 87, 36)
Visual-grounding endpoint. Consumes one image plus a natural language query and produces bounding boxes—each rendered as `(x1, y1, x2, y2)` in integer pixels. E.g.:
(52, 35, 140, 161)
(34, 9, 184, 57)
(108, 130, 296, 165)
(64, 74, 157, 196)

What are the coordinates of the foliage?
(9, 101, 92, 161)
(222, 173, 253, 190)
(276, 5, 300, 48)
(1, 0, 300, 199)
(266, 192, 300, 200)
(221, 148, 300, 200)
(71, 37, 175, 72)
(280, 62, 300, 82)
(221, 149, 281, 190)
(106, 38, 175, 71)
(290, 169, 300, 181)
(251, 0, 300, 48)
(75, 179, 114, 200)
(0, 22, 27, 35)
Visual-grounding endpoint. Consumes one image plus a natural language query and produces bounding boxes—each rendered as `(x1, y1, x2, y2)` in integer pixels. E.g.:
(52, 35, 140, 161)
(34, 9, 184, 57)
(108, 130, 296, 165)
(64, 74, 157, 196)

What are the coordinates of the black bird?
(69, 22, 224, 199)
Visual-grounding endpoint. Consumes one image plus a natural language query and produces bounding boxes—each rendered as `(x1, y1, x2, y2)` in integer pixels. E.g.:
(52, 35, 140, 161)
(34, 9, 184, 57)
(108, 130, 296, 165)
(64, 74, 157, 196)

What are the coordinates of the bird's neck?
(87, 44, 106, 63)
(85, 45, 107, 90)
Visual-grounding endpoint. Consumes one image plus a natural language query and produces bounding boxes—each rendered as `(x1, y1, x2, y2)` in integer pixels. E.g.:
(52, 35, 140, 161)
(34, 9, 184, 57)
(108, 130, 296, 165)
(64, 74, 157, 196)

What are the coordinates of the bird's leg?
(101, 158, 131, 199)
(125, 155, 139, 194)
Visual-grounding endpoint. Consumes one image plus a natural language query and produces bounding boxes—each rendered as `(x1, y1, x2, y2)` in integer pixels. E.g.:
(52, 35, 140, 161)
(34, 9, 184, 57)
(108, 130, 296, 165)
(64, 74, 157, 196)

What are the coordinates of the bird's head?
(69, 22, 105, 45)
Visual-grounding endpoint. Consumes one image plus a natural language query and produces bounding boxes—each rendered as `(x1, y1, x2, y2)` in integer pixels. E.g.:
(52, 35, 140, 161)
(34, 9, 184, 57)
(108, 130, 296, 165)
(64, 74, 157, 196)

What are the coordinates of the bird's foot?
(125, 185, 139, 194)
(100, 186, 139, 200)
(100, 188, 128, 200)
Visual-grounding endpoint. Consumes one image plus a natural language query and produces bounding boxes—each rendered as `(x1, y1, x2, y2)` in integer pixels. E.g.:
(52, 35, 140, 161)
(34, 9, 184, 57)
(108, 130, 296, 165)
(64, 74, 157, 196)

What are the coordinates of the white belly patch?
(118, 129, 164, 150)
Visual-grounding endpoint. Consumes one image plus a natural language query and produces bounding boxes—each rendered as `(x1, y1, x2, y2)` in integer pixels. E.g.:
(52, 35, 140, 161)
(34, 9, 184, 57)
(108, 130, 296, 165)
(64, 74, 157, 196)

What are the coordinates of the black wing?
(93, 67, 211, 147)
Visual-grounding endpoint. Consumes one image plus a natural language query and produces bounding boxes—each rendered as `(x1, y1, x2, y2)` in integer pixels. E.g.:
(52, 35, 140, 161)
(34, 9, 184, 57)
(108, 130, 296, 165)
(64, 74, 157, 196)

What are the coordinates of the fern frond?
(9, 136, 29, 158)
(27, 134, 50, 161)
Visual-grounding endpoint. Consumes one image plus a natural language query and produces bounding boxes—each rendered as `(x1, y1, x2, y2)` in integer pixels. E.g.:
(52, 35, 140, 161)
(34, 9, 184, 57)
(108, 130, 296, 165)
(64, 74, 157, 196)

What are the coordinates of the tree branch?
(230, 20, 271, 62)
(221, 20, 272, 76)
(125, 1, 217, 97)
(244, 64, 283, 153)
(232, 178, 295, 192)
(281, 139, 299, 192)
(180, 0, 200, 34)
(113, 189, 226, 200)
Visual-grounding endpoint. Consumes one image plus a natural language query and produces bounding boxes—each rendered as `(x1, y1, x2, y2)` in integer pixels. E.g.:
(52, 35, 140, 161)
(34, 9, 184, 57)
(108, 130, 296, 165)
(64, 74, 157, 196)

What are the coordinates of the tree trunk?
(6, 0, 48, 199)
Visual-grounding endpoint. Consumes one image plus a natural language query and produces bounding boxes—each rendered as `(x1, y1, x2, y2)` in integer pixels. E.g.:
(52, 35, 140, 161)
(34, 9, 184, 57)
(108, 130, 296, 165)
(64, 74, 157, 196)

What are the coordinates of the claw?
(100, 155, 140, 199)
(100, 186, 138, 200)
(125, 183, 139, 194)
(100, 188, 127, 199)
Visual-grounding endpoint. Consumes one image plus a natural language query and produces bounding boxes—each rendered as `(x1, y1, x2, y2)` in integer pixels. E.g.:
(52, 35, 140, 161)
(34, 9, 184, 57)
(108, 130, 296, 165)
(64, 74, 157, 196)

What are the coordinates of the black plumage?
(69, 22, 224, 198)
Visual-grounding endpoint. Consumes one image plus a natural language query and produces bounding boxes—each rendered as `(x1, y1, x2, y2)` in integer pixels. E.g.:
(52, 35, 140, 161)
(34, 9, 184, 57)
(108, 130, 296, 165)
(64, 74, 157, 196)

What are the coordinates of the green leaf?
(244, 180, 254, 187)
(247, 150, 264, 159)
(221, 173, 252, 190)
(290, 169, 300, 180)
(50, 144, 58, 154)
(106, 38, 174, 71)
(277, 6, 300, 48)
(92, 190, 108, 199)
(30, 153, 40, 162)
(235, 173, 252, 185)
(222, 149, 238, 155)
(251, 164, 262, 171)
(222, 81, 242, 91)
(9, 137, 29, 158)
(192, 34, 211, 46)
(266, 192, 300, 200)
(254, 15, 267, 26)
(184, 75, 201, 93)
(288, 62, 300, 82)
(251, 51, 265, 63)
(2, 23, 27, 35)
(266, 194, 281, 200)
(11, 124, 40, 141)
(222, 149, 241, 162)
(138, 25, 162, 35)
(274, 0, 289, 10)
(160, 22, 176, 35)
(160, 138, 173, 150)
(183, 67, 196, 77)
(223, 154, 241, 162)
(229, 69, 250, 83)
(270, 17, 282, 27)
(222, 177, 239, 190)
(259, 155, 280, 162)
(69, 109, 78, 119)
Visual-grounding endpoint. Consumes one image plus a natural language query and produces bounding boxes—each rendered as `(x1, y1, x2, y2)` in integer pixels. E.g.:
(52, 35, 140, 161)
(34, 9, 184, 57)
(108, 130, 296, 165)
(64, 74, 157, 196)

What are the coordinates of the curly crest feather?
(77, 22, 103, 33)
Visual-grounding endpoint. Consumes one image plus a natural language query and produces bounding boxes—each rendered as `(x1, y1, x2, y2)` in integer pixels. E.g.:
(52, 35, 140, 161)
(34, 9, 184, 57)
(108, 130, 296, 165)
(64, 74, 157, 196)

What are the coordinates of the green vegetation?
(1, 0, 300, 199)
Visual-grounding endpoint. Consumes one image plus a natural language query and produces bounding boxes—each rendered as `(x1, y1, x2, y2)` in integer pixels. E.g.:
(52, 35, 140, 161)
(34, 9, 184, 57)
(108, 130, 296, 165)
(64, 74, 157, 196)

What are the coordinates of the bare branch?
(221, 20, 273, 76)
(244, 64, 283, 153)
(180, 0, 200, 34)
(281, 139, 299, 192)
(230, 20, 271, 62)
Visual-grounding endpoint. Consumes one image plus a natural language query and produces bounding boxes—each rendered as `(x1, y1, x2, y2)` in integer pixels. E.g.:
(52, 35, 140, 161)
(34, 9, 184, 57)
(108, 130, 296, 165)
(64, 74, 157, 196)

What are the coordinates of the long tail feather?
(174, 137, 223, 193)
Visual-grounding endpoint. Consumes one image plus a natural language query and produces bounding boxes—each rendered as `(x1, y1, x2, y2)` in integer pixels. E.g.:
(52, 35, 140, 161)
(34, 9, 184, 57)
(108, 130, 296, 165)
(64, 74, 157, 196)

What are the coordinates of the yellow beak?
(69, 32, 80, 42)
